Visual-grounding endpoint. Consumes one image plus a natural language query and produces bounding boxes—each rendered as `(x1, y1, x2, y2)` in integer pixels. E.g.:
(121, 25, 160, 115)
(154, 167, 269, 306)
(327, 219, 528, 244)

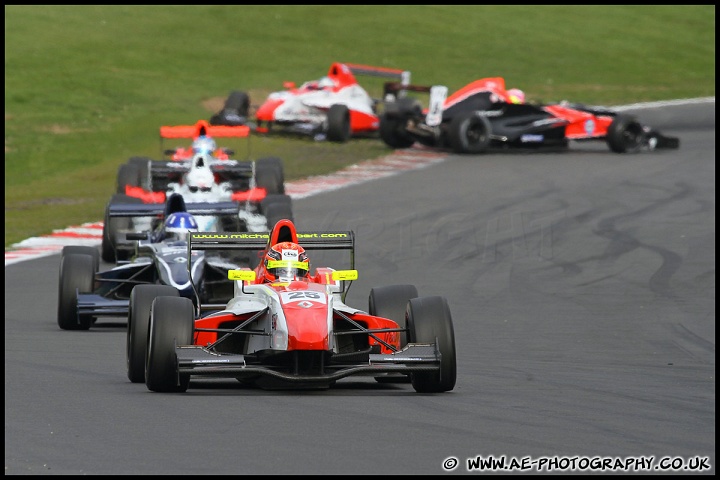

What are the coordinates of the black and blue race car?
(57, 195, 246, 331)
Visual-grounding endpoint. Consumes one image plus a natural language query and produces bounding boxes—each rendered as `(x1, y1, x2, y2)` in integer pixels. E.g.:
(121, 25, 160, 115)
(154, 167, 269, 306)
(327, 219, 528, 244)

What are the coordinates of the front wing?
(108, 200, 242, 219)
(77, 294, 130, 318)
(175, 343, 441, 383)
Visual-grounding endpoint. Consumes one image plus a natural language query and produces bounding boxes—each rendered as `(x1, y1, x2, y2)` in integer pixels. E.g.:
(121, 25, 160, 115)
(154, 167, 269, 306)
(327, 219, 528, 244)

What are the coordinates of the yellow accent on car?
(266, 260, 309, 271)
(332, 270, 358, 281)
(228, 270, 256, 282)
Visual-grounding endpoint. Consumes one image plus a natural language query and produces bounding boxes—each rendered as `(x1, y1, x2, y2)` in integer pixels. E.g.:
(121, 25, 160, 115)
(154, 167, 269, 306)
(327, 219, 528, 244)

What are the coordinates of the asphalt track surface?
(5, 101, 715, 475)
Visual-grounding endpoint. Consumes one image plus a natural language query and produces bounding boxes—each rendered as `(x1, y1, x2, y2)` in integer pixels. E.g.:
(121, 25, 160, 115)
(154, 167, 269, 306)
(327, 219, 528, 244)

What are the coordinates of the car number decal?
(584, 119, 596, 135)
(280, 291, 326, 305)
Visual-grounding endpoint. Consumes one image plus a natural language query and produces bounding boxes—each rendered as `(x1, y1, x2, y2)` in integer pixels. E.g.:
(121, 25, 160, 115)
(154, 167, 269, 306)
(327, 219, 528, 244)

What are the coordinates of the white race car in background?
(103, 121, 291, 263)
(211, 62, 412, 142)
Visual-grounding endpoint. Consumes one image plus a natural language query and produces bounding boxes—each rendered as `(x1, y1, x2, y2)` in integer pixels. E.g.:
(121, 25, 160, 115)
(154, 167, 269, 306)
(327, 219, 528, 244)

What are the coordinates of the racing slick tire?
(256, 157, 285, 194)
(61, 245, 100, 273)
(255, 160, 282, 195)
(379, 114, 416, 149)
(448, 111, 492, 154)
(57, 253, 96, 330)
(607, 114, 644, 153)
(116, 162, 140, 194)
(101, 194, 143, 263)
(407, 296, 457, 393)
(128, 156, 152, 189)
(383, 97, 423, 119)
(262, 194, 294, 228)
(369, 284, 419, 348)
(327, 104, 351, 143)
(145, 296, 194, 393)
(210, 90, 250, 126)
(127, 285, 180, 383)
(223, 91, 250, 117)
(369, 284, 419, 384)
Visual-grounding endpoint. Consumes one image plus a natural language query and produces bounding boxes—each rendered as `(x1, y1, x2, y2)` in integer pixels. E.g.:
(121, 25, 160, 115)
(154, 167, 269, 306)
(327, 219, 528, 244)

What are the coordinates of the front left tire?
(368, 284, 419, 347)
(379, 113, 416, 149)
(407, 296, 457, 393)
(101, 194, 143, 263)
(327, 104, 351, 142)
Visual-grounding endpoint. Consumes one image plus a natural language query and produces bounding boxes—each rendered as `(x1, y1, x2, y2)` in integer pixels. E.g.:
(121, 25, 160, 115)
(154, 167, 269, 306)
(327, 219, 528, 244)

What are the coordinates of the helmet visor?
(266, 260, 309, 280)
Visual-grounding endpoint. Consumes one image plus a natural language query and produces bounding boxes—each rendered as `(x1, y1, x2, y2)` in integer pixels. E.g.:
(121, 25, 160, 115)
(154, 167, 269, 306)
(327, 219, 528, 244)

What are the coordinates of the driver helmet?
(317, 76, 337, 89)
(507, 88, 525, 104)
(192, 135, 217, 155)
(161, 212, 199, 243)
(263, 242, 310, 283)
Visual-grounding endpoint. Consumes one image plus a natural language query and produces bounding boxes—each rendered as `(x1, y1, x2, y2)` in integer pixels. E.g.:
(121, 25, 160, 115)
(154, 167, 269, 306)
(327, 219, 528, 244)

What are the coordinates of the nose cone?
(185, 162, 215, 188)
(286, 305, 330, 351)
(279, 287, 330, 351)
(256, 98, 284, 121)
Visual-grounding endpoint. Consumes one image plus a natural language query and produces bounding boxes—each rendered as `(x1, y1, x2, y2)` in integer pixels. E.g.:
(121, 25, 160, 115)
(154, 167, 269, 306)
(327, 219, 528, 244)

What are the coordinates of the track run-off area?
(5, 97, 713, 267)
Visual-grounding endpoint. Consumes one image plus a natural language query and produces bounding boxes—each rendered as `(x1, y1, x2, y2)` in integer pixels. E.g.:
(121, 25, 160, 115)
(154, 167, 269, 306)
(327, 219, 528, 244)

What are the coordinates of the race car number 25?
(280, 291, 327, 304)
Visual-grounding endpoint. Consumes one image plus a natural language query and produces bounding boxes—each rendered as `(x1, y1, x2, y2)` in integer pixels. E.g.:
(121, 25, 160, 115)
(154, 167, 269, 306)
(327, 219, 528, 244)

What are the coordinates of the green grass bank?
(5, 5, 715, 247)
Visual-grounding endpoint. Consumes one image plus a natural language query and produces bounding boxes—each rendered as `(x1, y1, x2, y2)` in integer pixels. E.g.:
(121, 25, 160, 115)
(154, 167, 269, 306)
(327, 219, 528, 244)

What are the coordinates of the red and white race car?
(211, 62, 411, 142)
(117, 120, 283, 200)
(127, 219, 457, 393)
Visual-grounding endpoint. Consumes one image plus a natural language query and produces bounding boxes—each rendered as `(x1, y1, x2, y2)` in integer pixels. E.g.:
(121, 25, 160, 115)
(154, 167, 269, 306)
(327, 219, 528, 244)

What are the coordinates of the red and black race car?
(378, 76, 680, 154)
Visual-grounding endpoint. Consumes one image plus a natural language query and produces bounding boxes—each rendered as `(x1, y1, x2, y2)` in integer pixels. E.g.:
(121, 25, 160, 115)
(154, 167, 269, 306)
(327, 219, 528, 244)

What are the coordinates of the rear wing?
(188, 230, 356, 268)
(188, 230, 354, 250)
(108, 201, 241, 219)
(331, 62, 412, 100)
(160, 120, 250, 140)
(380, 81, 449, 127)
(159, 119, 251, 160)
(342, 63, 410, 84)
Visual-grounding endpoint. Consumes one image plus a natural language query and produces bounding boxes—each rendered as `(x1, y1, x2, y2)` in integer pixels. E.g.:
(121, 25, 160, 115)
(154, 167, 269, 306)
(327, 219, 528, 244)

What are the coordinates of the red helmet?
(263, 242, 309, 282)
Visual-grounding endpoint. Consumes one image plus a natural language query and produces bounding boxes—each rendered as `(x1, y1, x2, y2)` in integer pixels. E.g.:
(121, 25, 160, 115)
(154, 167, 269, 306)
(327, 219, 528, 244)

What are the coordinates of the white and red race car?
(211, 62, 411, 142)
(128, 219, 457, 393)
(103, 120, 290, 263)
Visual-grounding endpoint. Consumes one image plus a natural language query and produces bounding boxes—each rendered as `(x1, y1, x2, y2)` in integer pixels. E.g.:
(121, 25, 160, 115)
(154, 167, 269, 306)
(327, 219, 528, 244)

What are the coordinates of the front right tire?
(127, 285, 180, 383)
(127, 156, 152, 189)
(101, 194, 143, 263)
(145, 296, 195, 393)
(607, 114, 644, 153)
(61, 245, 99, 274)
(57, 253, 96, 330)
(116, 163, 140, 194)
